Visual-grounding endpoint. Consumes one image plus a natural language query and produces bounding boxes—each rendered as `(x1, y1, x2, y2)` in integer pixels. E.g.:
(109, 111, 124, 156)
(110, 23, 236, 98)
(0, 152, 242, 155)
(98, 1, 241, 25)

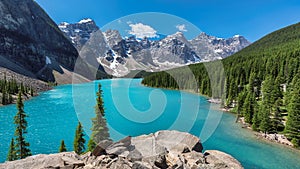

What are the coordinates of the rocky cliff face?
(59, 19, 251, 77)
(0, 0, 97, 83)
(0, 130, 243, 169)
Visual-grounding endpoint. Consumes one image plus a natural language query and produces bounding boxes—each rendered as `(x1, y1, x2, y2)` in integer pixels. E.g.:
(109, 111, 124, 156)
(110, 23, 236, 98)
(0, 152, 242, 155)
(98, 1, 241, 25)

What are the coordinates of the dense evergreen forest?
(0, 74, 34, 105)
(142, 22, 300, 147)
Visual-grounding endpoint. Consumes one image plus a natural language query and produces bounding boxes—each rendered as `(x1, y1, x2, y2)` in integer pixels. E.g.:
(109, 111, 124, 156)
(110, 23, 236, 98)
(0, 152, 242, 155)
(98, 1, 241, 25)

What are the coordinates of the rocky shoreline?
(0, 130, 243, 169)
(206, 97, 295, 148)
(237, 117, 294, 147)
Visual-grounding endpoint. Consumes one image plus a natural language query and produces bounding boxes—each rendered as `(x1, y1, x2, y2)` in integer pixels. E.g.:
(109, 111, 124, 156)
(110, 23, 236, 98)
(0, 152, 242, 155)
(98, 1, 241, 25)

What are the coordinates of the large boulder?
(154, 130, 203, 153)
(91, 139, 113, 156)
(204, 150, 243, 169)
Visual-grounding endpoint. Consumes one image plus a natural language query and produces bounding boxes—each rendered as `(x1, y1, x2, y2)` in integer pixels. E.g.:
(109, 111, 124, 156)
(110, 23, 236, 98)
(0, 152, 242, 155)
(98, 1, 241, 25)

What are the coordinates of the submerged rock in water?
(0, 130, 243, 169)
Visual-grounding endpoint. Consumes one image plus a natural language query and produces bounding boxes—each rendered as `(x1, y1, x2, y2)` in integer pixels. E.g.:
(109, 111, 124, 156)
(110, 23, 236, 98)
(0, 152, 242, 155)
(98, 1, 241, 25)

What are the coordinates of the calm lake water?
(0, 79, 299, 168)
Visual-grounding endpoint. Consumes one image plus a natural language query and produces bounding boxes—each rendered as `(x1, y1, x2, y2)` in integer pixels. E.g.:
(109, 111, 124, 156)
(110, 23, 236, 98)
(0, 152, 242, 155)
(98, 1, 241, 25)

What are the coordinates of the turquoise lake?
(0, 79, 299, 168)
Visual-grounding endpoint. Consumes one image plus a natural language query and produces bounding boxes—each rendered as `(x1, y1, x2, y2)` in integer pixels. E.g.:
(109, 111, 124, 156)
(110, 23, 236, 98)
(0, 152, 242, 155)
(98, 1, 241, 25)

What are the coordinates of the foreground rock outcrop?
(0, 130, 243, 169)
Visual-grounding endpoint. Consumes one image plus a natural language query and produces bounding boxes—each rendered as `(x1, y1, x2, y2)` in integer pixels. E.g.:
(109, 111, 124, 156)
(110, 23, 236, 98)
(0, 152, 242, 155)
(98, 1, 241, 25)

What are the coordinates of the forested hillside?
(0, 74, 34, 105)
(142, 22, 300, 147)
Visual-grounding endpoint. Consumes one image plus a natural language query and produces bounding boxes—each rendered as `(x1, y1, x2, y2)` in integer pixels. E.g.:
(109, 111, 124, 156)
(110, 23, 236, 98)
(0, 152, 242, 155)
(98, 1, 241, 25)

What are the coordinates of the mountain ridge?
(58, 19, 251, 77)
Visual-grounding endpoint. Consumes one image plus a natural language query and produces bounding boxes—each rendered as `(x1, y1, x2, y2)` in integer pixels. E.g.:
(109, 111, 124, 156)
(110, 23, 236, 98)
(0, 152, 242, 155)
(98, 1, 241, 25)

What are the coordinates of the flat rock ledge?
(0, 130, 243, 169)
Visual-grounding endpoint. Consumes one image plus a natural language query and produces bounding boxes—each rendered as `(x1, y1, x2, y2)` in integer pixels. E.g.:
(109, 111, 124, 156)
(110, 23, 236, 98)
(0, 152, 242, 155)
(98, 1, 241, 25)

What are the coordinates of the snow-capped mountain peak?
(58, 19, 99, 49)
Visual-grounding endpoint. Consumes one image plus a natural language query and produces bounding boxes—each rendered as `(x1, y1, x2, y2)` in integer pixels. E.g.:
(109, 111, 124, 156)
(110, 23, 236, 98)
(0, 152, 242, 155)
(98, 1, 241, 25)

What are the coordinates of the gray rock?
(106, 136, 132, 156)
(154, 154, 168, 169)
(132, 161, 152, 169)
(204, 150, 243, 169)
(127, 149, 143, 162)
(183, 151, 206, 167)
(92, 140, 113, 156)
(131, 134, 168, 159)
(0, 152, 83, 169)
(154, 130, 203, 154)
(106, 146, 128, 156)
(108, 157, 132, 169)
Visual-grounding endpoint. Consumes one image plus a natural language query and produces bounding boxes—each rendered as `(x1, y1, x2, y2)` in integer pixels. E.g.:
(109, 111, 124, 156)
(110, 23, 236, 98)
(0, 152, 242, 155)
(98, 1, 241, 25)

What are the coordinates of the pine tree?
(87, 139, 96, 152)
(30, 86, 34, 97)
(237, 90, 245, 115)
(2, 88, 7, 105)
(243, 92, 256, 124)
(91, 84, 111, 144)
(59, 140, 67, 152)
(259, 104, 271, 136)
(252, 110, 260, 131)
(73, 122, 85, 154)
(14, 91, 31, 159)
(285, 76, 300, 147)
(271, 98, 284, 132)
(7, 138, 16, 161)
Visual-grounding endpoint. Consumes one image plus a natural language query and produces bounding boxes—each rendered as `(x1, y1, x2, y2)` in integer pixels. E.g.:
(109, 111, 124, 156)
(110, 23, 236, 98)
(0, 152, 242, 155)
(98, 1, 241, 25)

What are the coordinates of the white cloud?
(128, 23, 158, 39)
(176, 24, 187, 32)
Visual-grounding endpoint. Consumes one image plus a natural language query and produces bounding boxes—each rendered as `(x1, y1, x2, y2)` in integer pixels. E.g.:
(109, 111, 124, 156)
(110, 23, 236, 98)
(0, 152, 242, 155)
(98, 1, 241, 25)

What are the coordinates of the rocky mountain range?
(59, 19, 251, 77)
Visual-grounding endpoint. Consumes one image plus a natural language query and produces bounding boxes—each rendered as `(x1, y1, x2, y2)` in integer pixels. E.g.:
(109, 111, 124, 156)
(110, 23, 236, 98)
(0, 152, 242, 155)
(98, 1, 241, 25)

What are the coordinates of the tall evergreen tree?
(91, 84, 111, 144)
(14, 91, 31, 159)
(7, 138, 16, 161)
(259, 104, 271, 136)
(59, 140, 67, 152)
(252, 110, 260, 131)
(271, 98, 284, 132)
(285, 76, 300, 147)
(2, 88, 7, 105)
(243, 92, 256, 124)
(73, 122, 85, 154)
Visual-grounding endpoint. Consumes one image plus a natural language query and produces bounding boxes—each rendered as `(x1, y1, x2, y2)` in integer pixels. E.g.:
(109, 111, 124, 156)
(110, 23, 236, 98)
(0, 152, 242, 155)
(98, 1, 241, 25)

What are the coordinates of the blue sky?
(36, 0, 300, 42)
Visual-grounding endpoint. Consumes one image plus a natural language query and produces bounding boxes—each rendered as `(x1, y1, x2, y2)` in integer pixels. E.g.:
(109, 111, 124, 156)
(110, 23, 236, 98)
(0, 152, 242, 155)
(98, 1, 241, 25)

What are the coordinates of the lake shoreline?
(208, 97, 296, 149)
(142, 83, 298, 150)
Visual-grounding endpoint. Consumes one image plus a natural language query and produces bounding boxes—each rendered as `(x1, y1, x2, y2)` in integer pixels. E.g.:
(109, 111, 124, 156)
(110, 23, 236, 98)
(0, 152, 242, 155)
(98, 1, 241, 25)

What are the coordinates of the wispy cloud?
(128, 23, 158, 39)
(176, 24, 187, 32)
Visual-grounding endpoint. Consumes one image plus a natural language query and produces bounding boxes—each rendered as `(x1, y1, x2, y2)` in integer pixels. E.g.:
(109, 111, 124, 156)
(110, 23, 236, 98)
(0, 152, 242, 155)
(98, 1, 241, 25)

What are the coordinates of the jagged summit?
(58, 18, 99, 50)
(190, 32, 251, 61)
